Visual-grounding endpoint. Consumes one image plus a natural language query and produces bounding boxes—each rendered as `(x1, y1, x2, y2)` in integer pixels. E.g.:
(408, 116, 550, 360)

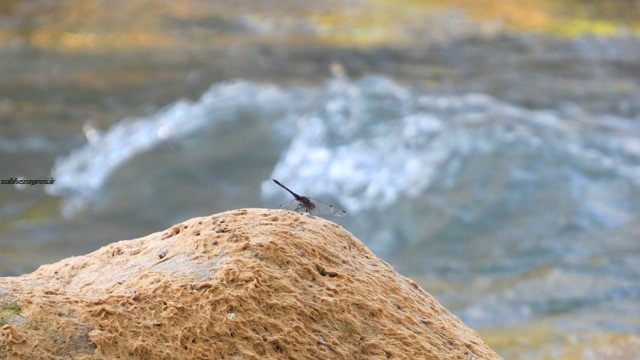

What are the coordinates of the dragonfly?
(272, 179, 347, 217)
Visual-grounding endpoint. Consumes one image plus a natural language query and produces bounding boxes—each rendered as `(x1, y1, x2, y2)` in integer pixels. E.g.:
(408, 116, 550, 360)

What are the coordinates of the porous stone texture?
(0, 208, 500, 359)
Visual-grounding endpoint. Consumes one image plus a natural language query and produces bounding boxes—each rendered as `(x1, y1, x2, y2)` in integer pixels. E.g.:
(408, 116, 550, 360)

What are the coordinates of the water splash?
(264, 76, 640, 231)
(47, 80, 289, 216)
(48, 75, 640, 232)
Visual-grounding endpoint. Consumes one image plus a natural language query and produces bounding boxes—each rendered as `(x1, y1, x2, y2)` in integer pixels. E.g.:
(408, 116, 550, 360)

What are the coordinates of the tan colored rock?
(0, 208, 500, 359)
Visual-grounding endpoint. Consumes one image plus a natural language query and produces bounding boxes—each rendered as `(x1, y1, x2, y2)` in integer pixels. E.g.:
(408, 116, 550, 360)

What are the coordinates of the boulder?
(0, 208, 500, 359)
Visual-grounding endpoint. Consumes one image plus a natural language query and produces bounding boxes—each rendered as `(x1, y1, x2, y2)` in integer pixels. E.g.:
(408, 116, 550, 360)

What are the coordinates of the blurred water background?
(1, 0, 640, 358)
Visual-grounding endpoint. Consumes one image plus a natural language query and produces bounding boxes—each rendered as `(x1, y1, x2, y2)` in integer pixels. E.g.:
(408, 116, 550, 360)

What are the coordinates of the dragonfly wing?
(308, 198, 347, 217)
(279, 199, 304, 212)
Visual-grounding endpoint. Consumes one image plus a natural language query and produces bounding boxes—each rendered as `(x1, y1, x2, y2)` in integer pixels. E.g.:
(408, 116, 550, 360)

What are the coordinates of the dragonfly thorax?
(298, 196, 315, 212)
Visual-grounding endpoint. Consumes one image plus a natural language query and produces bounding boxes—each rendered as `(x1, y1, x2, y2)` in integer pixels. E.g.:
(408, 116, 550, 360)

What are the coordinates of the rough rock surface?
(0, 208, 500, 359)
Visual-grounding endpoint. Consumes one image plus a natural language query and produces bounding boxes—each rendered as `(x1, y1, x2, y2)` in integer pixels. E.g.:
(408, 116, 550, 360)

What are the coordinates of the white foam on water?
(49, 75, 640, 231)
(264, 76, 640, 231)
(47, 80, 290, 216)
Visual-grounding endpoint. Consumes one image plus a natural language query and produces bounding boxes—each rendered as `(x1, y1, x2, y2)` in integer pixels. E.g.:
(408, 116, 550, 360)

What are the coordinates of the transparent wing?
(278, 198, 347, 217)
(307, 198, 347, 217)
(279, 199, 304, 212)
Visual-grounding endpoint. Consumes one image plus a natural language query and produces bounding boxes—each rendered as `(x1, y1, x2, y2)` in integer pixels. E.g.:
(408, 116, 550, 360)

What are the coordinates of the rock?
(0, 208, 500, 359)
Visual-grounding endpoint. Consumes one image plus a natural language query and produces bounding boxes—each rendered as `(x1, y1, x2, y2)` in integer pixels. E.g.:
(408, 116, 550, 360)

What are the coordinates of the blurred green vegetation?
(0, 0, 638, 52)
(0, 302, 22, 326)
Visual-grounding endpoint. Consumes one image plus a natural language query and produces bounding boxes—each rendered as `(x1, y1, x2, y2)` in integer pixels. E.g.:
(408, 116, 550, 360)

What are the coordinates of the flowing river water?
(1, 1, 640, 358)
